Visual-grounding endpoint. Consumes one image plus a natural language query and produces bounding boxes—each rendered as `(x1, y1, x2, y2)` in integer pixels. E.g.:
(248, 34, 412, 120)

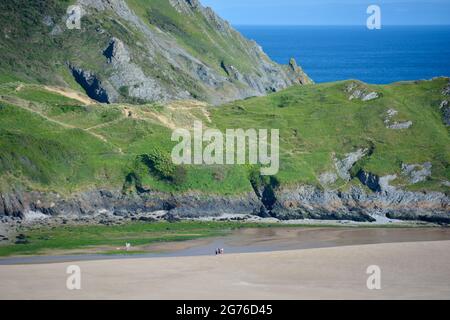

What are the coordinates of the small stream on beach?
(1, 227, 450, 265)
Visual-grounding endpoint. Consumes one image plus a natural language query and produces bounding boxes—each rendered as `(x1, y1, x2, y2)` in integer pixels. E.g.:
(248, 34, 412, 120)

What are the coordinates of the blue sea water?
(236, 26, 450, 84)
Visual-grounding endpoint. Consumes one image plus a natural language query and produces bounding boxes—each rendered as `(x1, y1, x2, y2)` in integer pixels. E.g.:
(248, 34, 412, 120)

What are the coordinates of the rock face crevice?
(356, 171, 381, 192)
(70, 65, 112, 103)
(334, 148, 368, 182)
(272, 185, 449, 223)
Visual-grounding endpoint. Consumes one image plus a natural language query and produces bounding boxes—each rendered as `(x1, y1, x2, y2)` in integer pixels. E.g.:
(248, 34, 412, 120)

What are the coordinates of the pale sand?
(1, 241, 449, 300)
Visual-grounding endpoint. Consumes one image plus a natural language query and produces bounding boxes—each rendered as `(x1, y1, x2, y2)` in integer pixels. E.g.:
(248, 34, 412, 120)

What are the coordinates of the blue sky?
(201, 0, 450, 25)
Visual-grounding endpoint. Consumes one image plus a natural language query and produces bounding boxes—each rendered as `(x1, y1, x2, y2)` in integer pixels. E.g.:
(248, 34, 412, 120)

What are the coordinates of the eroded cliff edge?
(1, 183, 448, 231)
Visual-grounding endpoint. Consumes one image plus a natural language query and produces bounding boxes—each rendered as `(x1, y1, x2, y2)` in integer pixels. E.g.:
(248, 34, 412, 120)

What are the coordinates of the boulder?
(387, 121, 413, 130)
(402, 162, 432, 184)
(334, 149, 367, 181)
(318, 172, 338, 186)
(440, 100, 450, 126)
(345, 82, 379, 101)
(384, 108, 413, 129)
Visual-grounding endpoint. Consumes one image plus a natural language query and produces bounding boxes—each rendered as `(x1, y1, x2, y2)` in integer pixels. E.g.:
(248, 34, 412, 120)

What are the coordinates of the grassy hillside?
(0, 0, 80, 86)
(0, 0, 310, 105)
(0, 78, 449, 195)
(212, 79, 450, 192)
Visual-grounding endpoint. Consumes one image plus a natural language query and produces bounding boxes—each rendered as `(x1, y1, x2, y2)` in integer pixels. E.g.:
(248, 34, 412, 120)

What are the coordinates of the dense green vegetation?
(0, 78, 449, 195)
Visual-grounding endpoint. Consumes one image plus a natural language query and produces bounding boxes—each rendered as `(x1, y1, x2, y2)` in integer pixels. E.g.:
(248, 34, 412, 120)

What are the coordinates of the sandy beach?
(1, 240, 449, 300)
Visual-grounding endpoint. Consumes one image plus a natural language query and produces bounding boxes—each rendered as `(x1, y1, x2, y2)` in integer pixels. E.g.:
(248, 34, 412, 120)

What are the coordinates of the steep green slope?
(0, 0, 311, 105)
(212, 79, 450, 192)
(0, 86, 124, 192)
(0, 78, 449, 195)
(0, 0, 74, 84)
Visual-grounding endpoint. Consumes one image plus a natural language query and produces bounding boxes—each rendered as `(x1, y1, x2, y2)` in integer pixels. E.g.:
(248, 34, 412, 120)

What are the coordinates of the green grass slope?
(212, 79, 450, 192)
(0, 78, 449, 195)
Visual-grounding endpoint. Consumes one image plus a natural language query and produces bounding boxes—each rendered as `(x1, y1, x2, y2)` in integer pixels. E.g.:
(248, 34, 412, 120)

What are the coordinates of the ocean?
(236, 26, 450, 84)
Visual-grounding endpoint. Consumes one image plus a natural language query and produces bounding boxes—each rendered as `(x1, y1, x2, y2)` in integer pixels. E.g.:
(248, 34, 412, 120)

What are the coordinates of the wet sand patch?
(2, 227, 450, 265)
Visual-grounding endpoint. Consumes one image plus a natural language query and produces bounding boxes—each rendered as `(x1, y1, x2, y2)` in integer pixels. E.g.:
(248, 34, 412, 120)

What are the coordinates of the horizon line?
(233, 24, 450, 27)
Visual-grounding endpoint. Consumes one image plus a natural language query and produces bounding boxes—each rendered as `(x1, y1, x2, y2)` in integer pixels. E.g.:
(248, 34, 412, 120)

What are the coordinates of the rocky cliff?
(0, 0, 311, 105)
(1, 185, 448, 227)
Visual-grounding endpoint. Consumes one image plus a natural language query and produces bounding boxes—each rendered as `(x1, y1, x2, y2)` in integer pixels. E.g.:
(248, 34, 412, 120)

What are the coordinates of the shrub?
(136, 148, 186, 185)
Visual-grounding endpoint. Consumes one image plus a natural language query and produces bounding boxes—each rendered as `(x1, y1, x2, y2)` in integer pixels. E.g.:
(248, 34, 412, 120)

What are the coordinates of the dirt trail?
(43, 86, 97, 106)
(1, 96, 122, 154)
(85, 118, 125, 131)
(135, 100, 213, 130)
(141, 111, 178, 130)
(166, 100, 212, 123)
